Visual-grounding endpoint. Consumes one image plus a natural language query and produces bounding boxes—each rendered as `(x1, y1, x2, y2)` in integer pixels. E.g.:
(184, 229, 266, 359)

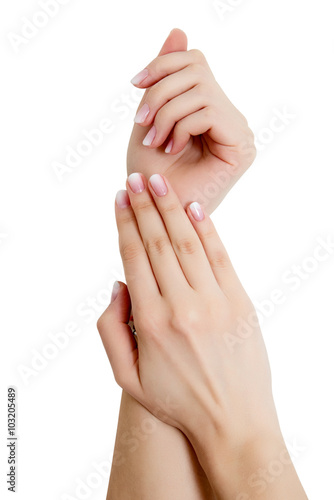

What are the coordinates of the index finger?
(130, 49, 209, 88)
(115, 189, 160, 305)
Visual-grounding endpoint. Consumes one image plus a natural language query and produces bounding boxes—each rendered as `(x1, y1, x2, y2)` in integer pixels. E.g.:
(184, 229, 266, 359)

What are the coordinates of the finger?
(141, 84, 208, 149)
(130, 28, 188, 88)
(131, 49, 209, 88)
(97, 281, 141, 396)
(157, 28, 188, 57)
(130, 28, 187, 128)
(115, 189, 160, 303)
(134, 66, 206, 127)
(147, 174, 220, 292)
(185, 202, 240, 293)
(166, 106, 217, 155)
(126, 173, 189, 298)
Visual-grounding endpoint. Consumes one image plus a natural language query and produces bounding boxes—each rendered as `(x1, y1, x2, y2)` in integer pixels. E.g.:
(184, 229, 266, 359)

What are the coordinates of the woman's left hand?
(97, 172, 280, 452)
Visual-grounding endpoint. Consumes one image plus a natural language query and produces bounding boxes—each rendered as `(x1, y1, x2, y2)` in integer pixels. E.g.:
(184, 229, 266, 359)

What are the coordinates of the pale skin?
(105, 28, 255, 500)
(98, 173, 308, 499)
(97, 28, 306, 499)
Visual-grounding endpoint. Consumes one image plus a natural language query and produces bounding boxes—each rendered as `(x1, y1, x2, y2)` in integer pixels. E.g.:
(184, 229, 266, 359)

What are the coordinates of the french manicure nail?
(142, 125, 156, 146)
(165, 138, 173, 153)
(111, 281, 120, 302)
(149, 174, 168, 197)
(189, 202, 204, 221)
(134, 103, 150, 124)
(128, 172, 145, 194)
(116, 190, 130, 208)
(131, 68, 149, 85)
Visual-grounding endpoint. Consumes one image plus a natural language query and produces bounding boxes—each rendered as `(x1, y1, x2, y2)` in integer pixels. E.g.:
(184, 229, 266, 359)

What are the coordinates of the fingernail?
(134, 103, 150, 124)
(165, 138, 173, 153)
(189, 202, 204, 221)
(128, 172, 145, 194)
(111, 281, 120, 302)
(143, 125, 156, 146)
(131, 68, 149, 85)
(149, 174, 168, 197)
(116, 190, 130, 208)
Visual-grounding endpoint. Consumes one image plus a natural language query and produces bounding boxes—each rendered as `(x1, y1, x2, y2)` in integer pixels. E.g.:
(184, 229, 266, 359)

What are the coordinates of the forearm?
(107, 390, 215, 500)
(189, 423, 308, 500)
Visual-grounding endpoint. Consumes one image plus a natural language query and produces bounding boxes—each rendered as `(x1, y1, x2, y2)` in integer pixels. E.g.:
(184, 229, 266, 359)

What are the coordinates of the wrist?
(185, 407, 300, 499)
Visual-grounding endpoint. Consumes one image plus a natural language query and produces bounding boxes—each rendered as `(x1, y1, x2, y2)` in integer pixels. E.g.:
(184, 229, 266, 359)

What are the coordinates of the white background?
(1, 0, 333, 498)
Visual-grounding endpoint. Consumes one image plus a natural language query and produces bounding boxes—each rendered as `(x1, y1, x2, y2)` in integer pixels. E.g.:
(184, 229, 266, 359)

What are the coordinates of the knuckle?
(146, 235, 170, 256)
(189, 48, 206, 63)
(114, 370, 126, 389)
(120, 241, 143, 262)
(154, 105, 170, 127)
(118, 211, 136, 225)
(161, 201, 179, 214)
(134, 199, 154, 214)
(194, 82, 208, 97)
(174, 119, 187, 135)
(96, 314, 105, 334)
(170, 307, 200, 334)
(208, 250, 229, 270)
(96, 310, 111, 334)
(146, 84, 161, 104)
(150, 59, 163, 76)
(203, 105, 216, 120)
(136, 314, 161, 340)
(239, 130, 257, 162)
(175, 237, 197, 255)
(189, 62, 205, 76)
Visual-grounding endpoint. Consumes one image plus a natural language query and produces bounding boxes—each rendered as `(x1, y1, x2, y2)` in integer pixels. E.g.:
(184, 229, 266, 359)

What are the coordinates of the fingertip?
(165, 138, 173, 153)
(130, 68, 149, 86)
(111, 281, 121, 302)
(115, 190, 131, 209)
(187, 201, 205, 222)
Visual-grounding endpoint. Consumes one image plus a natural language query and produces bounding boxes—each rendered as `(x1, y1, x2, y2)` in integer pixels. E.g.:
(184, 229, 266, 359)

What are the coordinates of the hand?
(97, 172, 308, 499)
(127, 29, 256, 214)
(98, 172, 278, 444)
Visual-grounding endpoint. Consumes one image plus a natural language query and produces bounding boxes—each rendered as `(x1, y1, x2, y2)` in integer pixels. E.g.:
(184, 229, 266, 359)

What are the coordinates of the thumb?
(158, 27, 188, 56)
(97, 281, 139, 393)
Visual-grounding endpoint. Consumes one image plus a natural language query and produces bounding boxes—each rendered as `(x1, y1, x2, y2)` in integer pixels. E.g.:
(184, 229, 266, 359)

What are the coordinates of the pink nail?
(134, 103, 150, 124)
(149, 174, 168, 197)
(116, 190, 130, 208)
(189, 202, 204, 221)
(143, 125, 156, 146)
(111, 281, 120, 302)
(165, 138, 173, 153)
(128, 172, 145, 194)
(131, 68, 149, 85)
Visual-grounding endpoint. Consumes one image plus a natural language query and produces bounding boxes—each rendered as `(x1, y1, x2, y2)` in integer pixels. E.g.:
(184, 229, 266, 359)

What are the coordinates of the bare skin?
(98, 173, 308, 499)
(104, 28, 256, 499)
(106, 391, 215, 500)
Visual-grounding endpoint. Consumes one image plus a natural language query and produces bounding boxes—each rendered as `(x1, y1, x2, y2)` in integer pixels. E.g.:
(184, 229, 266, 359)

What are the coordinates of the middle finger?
(126, 173, 189, 298)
